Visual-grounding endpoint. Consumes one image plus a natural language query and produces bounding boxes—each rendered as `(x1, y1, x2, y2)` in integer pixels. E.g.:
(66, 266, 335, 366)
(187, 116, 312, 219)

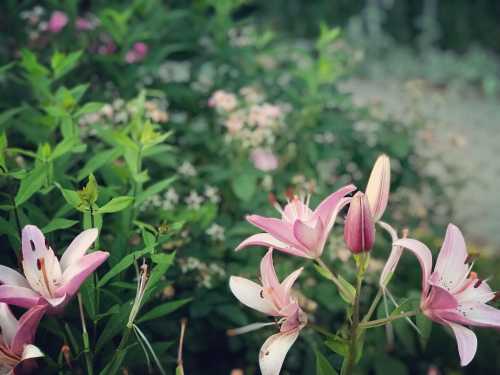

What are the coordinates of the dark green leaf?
(137, 298, 192, 323)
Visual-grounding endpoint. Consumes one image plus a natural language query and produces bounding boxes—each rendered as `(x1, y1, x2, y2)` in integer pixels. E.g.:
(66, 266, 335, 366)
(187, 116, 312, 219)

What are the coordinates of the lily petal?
(58, 251, 109, 297)
(235, 233, 308, 258)
(462, 303, 500, 328)
(425, 285, 458, 311)
(433, 224, 469, 292)
(292, 219, 323, 256)
(11, 305, 47, 355)
(21, 225, 49, 277)
(59, 228, 98, 271)
(344, 192, 375, 253)
(447, 322, 477, 366)
(365, 154, 390, 221)
(313, 184, 356, 231)
(0, 285, 41, 309)
(229, 276, 277, 316)
(0, 303, 19, 348)
(260, 250, 280, 291)
(259, 329, 300, 375)
(280, 267, 303, 297)
(246, 216, 306, 252)
(394, 238, 433, 294)
(378, 221, 402, 289)
(0, 266, 30, 288)
(21, 344, 44, 361)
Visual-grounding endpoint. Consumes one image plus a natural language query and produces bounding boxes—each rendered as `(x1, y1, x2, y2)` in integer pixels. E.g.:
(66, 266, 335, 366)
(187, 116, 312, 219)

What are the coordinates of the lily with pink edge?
(395, 223, 500, 366)
(229, 249, 307, 375)
(0, 303, 46, 374)
(236, 184, 356, 258)
(0, 225, 109, 313)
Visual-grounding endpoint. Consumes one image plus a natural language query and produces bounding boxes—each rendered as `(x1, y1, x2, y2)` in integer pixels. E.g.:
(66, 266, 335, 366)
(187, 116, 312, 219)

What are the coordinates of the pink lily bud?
(48, 11, 68, 33)
(344, 192, 375, 253)
(365, 154, 390, 221)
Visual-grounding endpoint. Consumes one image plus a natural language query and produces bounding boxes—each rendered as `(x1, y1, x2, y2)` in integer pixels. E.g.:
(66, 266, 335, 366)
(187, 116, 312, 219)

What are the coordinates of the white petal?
(59, 229, 98, 270)
(446, 322, 477, 366)
(434, 224, 469, 292)
(0, 303, 18, 347)
(0, 266, 30, 288)
(21, 344, 44, 360)
(259, 329, 300, 375)
(229, 276, 277, 316)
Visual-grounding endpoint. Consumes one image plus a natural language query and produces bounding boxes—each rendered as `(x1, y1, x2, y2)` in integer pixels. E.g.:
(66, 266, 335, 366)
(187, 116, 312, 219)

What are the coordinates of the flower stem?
(362, 288, 383, 323)
(315, 258, 353, 302)
(78, 293, 94, 375)
(359, 311, 417, 329)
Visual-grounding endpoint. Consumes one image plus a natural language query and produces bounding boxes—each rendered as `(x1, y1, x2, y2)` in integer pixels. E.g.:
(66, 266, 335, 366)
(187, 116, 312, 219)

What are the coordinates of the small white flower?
(178, 161, 197, 177)
(204, 185, 220, 204)
(185, 191, 204, 210)
(206, 223, 225, 241)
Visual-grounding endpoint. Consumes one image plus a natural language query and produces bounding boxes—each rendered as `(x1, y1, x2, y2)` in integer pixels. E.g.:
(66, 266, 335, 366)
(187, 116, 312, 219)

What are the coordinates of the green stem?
(78, 294, 94, 375)
(359, 311, 417, 329)
(104, 326, 133, 375)
(362, 288, 383, 324)
(343, 272, 363, 375)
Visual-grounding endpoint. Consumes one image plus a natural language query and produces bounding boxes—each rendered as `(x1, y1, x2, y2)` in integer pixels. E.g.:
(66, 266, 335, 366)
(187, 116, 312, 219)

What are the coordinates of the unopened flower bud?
(365, 154, 390, 221)
(344, 192, 375, 253)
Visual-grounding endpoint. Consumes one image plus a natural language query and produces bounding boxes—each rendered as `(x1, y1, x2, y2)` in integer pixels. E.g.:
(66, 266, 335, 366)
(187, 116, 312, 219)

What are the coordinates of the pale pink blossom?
(225, 112, 245, 134)
(0, 225, 109, 313)
(208, 90, 238, 112)
(395, 224, 500, 366)
(0, 303, 46, 374)
(125, 42, 149, 64)
(47, 11, 68, 33)
(236, 185, 356, 258)
(75, 16, 97, 31)
(250, 148, 279, 172)
(229, 249, 306, 375)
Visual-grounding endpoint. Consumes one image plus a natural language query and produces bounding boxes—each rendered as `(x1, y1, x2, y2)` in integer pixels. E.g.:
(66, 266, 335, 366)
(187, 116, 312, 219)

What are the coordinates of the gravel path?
(341, 78, 500, 247)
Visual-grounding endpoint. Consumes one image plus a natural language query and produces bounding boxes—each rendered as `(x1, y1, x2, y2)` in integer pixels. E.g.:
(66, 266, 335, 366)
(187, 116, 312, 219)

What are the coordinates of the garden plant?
(0, 1, 498, 374)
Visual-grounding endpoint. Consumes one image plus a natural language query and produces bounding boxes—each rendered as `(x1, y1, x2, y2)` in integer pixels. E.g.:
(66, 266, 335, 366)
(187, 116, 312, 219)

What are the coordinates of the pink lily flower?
(0, 303, 46, 374)
(236, 184, 356, 258)
(395, 224, 500, 366)
(343, 192, 375, 253)
(0, 225, 109, 313)
(229, 249, 307, 375)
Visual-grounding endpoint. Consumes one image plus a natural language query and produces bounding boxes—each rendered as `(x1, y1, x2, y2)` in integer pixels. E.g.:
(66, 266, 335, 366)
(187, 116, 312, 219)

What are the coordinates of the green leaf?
(98, 248, 152, 288)
(15, 165, 47, 205)
(143, 252, 176, 303)
(20, 49, 50, 77)
(137, 298, 192, 323)
(79, 174, 99, 206)
(50, 137, 81, 160)
(42, 218, 79, 233)
(231, 172, 257, 202)
(324, 336, 349, 358)
(97, 196, 134, 214)
(315, 348, 338, 375)
(0, 107, 24, 132)
(75, 102, 104, 117)
(135, 176, 177, 206)
(416, 313, 432, 349)
(55, 183, 85, 211)
(51, 51, 82, 80)
(77, 148, 121, 181)
(374, 355, 408, 375)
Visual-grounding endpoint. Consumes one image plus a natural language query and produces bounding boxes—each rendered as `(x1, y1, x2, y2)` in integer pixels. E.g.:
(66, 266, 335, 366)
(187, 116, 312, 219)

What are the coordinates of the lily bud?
(344, 192, 375, 253)
(365, 154, 390, 221)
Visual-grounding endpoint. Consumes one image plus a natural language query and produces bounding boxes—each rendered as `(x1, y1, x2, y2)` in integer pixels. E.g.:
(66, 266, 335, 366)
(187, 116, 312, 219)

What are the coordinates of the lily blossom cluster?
(396, 224, 500, 366)
(230, 153, 499, 371)
(229, 250, 306, 375)
(0, 225, 108, 371)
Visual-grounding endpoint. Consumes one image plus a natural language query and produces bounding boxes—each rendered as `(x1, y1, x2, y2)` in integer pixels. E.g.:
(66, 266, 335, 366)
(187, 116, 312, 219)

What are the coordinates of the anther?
(29, 240, 36, 251)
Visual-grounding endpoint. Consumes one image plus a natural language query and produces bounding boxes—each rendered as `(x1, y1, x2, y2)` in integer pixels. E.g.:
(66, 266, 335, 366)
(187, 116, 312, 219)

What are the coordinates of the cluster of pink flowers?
(125, 42, 149, 64)
(208, 87, 288, 171)
(0, 226, 108, 372)
(230, 154, 500, 374)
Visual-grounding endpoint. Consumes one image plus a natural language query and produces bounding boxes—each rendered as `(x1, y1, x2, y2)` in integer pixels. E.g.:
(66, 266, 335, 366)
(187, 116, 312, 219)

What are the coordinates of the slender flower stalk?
(0, 225, 109, 313)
